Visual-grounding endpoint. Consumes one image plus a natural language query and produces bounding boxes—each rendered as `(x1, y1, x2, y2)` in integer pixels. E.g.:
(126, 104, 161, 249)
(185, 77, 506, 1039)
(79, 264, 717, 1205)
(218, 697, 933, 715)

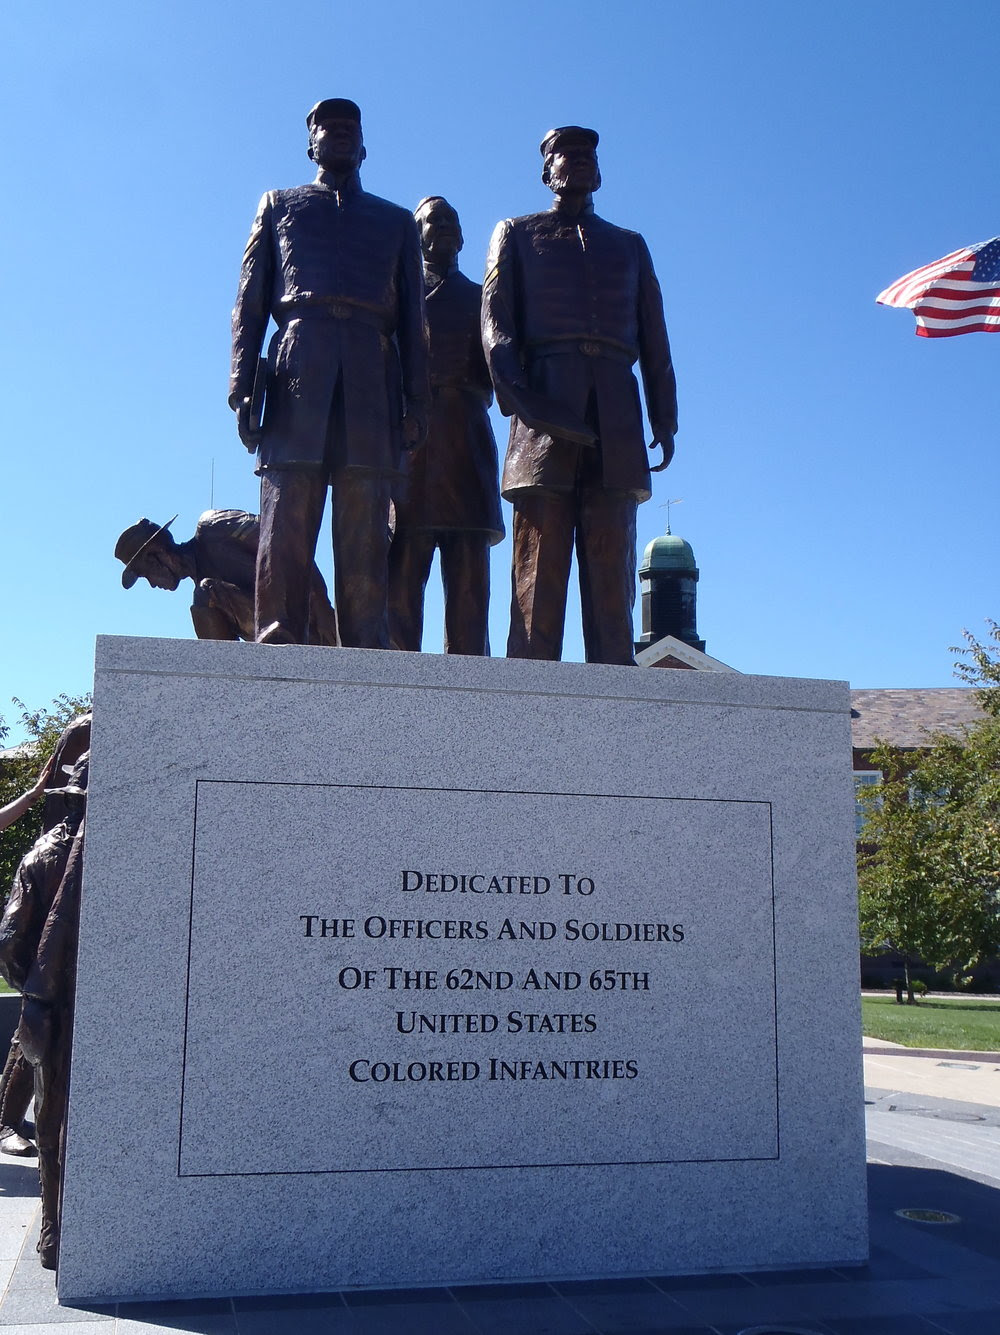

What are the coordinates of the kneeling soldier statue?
(115, 510, 338, 644)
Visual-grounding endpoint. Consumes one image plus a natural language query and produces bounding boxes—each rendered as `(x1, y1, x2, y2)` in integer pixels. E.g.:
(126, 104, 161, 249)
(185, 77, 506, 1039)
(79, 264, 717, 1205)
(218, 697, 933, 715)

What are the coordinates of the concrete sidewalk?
(864, 1035, 1000, 1109)
(2, 1048, 1000, 1333)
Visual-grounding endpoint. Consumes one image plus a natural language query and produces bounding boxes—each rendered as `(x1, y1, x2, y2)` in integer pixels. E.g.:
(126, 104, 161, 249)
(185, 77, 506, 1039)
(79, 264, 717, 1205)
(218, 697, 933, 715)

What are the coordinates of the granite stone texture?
(58, 637, 867, 1302)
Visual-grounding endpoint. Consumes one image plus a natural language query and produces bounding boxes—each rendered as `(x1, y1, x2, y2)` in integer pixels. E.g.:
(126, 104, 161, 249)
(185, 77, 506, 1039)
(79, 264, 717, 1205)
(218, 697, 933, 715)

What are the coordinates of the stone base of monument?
(57, 637, 867, 1303)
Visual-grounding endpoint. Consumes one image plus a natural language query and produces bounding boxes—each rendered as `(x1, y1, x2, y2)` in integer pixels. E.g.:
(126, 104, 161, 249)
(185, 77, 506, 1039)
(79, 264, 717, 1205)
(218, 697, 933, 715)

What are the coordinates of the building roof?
(635, 635, 738, 672)
(0, 741, 37, 764)
(639, 532, 698, 574)
(850, 688, 984, 749)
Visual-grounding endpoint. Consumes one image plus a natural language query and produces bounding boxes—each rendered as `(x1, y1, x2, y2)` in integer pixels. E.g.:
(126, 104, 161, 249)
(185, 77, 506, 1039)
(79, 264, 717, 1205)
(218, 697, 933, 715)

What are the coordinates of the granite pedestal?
(58, 637, 867, 1302)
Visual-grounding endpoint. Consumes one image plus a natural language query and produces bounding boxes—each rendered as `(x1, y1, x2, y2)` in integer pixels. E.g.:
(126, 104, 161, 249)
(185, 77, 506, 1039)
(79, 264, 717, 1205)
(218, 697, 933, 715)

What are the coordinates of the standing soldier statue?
(482, 126, 678, 665)
(230, 98, 429, 648)
(388, 197, 504, 655)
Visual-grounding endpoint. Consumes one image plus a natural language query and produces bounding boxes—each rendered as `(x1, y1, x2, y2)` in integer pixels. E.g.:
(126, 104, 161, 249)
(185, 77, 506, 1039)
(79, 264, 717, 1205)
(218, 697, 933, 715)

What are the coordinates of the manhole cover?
(895, 1207, 961, 1224)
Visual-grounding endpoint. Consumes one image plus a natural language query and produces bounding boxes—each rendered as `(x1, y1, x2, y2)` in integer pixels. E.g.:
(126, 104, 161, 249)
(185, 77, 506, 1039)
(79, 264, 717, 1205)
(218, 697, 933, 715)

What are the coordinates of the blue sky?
(2, 0, 997, 741)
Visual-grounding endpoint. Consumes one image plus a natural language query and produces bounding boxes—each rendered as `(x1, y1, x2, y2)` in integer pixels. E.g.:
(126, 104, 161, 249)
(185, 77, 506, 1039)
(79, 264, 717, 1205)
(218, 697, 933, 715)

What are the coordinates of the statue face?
(545, 144, 601, 194)
(309, 116, 365, 172)
(416, 199, 462, 266)
(135, 544, 181, 591)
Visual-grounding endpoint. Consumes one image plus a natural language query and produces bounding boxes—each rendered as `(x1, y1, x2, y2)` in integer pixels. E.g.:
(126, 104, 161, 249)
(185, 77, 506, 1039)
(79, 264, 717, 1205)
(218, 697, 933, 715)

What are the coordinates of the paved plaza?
(1, 1043, 1000, 1334)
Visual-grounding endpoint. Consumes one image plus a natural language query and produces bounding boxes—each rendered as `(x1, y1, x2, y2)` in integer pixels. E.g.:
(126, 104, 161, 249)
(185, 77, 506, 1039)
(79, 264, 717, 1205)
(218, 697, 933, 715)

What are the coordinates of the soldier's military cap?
(306, 98, 362, 129)
(539, 126, 599, 157)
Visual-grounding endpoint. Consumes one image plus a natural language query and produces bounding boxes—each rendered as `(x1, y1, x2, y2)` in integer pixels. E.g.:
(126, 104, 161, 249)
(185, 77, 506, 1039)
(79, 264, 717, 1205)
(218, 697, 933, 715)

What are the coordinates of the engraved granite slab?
(58, 637, 867, 1302)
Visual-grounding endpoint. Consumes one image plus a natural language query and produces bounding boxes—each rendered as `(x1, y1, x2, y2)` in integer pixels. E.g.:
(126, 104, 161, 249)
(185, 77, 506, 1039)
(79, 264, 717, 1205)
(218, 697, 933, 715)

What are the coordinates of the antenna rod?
(659, 497, 683, 534)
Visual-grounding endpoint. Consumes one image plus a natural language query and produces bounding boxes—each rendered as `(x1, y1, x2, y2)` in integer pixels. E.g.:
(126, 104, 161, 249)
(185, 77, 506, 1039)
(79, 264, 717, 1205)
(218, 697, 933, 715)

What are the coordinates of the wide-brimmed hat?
(115, 515, 177, 588)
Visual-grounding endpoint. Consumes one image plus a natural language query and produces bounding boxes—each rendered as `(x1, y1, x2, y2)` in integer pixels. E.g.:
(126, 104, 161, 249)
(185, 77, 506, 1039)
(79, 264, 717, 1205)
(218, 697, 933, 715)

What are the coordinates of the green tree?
(858, 624, 1000, 1003)
(953, 619, 1000, 712)
(0, 693, 92, 899)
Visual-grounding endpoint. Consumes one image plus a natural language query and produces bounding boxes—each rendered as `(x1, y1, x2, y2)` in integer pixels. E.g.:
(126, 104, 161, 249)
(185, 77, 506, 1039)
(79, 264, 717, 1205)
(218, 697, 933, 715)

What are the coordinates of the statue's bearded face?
(416, 199, 463, 267)
(309, 117, 365, 173)
(544, 145, 601, 195)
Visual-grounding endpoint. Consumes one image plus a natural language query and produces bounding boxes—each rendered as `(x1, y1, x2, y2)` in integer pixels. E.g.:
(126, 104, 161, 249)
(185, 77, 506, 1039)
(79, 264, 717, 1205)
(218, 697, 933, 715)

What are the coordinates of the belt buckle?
(580, 341, 601, 357)
(329, 302, 351, 320)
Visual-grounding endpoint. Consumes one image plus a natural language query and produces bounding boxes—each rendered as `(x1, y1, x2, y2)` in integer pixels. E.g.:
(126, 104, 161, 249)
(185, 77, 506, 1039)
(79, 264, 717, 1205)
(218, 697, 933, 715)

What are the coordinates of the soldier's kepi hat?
(115, 516, 178, 589)
(539, 125, 599, 157)
(306, 98, 362, 129)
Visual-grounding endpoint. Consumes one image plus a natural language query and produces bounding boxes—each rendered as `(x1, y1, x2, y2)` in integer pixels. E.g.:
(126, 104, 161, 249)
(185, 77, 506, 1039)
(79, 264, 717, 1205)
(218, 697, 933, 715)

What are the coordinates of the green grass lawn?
(862, 994, 1000, 1050)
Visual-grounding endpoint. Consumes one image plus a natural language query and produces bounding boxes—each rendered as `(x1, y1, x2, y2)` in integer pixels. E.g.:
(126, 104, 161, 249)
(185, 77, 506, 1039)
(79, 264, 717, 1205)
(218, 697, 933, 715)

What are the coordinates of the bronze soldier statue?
(0, 716, 90, 1164)
(482, 127, 678, 665)
(0, 718, 91, 1270)
(388, 197, 504, 655)
(115, 511, 337, 644)
(230, 98, 429, 648)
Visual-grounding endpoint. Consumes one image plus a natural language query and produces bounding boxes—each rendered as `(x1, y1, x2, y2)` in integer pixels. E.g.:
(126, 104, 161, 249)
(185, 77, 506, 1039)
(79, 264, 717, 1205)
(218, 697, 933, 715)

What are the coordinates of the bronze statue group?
(2, 97, 679, 1274)
(118, 98, 678, 667)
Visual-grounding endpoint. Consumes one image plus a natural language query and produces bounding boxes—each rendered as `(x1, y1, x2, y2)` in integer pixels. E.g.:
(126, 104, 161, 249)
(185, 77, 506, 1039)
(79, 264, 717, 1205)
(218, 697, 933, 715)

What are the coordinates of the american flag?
(876, 236, 1000, 337)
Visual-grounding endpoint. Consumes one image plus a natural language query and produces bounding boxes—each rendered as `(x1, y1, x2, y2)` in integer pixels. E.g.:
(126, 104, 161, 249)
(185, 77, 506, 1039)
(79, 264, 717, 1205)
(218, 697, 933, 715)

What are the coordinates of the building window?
(853, 771, 882, 837)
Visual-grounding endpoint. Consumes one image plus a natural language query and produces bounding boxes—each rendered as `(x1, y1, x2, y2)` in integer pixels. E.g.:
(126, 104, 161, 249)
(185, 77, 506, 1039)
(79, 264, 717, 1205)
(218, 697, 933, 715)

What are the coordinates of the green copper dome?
(639, 532, 697, 574)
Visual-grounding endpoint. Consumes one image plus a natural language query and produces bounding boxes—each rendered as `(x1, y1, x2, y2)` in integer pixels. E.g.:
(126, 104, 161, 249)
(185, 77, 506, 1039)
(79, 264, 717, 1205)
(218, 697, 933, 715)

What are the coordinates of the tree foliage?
(953, 619, 1000, 715)
(858, 623, 1000, 1000)
(0, 693, 92, 898)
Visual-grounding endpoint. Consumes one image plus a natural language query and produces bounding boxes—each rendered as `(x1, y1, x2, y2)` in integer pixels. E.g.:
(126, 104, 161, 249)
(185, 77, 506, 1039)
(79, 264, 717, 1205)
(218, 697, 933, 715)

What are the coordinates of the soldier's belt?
(528, 339, 637, 364)
(276, 299, 392, 333)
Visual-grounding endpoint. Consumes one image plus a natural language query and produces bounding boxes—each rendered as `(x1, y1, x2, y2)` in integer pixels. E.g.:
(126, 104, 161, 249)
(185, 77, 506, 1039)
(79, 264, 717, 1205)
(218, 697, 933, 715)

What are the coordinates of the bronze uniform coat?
(482, 207, 677, 502)
(395, 269, 504, 541)
(0, 819, 75, 995)
(192, 510, 258, 591)
(189, 510, 337, 645)
(231, 175, 429, 479)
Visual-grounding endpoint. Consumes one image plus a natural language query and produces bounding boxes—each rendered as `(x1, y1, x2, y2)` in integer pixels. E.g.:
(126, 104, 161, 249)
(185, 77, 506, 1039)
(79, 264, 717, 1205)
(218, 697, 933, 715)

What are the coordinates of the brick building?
(850, 687, 985, 836)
